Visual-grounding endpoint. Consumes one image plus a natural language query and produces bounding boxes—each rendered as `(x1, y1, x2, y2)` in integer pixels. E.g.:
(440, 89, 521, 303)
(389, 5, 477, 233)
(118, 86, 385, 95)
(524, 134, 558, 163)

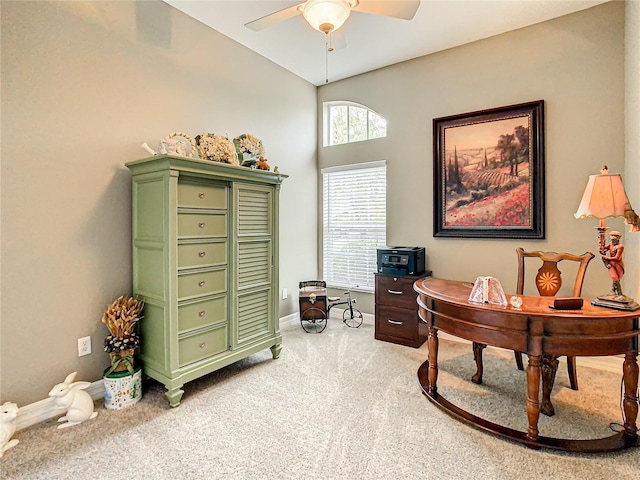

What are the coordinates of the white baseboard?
(281, 309, 374, 326)
(16, 380, 105, 431)
(279, 312, 299, 327)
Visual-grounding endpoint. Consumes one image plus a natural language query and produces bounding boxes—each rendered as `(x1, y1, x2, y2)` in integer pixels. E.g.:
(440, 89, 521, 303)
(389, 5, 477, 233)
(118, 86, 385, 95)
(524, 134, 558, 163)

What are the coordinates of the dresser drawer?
(178, 242, 227, 269)
(375, 275, 419, 310)
(178, 181, 227, 209)
(375, 305, 419, 342)
(178, 213, 227, 238)
(179, 324, 228, 366)
(178, 296, 227, 333)
(178, 269, 226, 300)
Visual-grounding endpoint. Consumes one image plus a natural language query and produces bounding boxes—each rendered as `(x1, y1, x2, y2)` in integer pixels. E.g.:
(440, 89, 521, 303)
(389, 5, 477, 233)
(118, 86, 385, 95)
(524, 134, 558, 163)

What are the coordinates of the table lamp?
(574, 166, 640, 311)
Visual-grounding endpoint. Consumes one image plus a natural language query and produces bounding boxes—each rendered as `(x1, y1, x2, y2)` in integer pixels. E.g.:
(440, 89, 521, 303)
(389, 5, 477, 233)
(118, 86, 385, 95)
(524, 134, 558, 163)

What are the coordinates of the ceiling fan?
(245, 0, 420, 83)
(245, 0, 421, 35)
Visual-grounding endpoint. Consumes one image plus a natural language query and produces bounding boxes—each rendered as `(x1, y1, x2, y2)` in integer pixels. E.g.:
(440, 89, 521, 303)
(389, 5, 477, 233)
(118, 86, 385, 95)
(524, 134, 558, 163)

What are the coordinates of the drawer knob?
(199, 342, 206, 348)
(198, 193, 205, 199)
(198, 310, 206, 317)
(198, 222, 205, 228)
(388, 289, 403, 295)
(198, 251, 206, 257)
(198, 281, 206, 287)
(388, 319, 403, 325)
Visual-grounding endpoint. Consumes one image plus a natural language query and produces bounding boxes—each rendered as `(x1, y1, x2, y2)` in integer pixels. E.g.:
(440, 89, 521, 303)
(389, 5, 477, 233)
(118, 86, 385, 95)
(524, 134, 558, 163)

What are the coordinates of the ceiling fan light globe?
(302, 0, 351, 33)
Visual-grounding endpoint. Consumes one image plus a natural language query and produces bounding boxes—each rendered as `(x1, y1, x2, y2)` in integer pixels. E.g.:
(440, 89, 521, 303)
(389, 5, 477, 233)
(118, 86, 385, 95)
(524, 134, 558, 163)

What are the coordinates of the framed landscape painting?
(433, 100, 545, 239)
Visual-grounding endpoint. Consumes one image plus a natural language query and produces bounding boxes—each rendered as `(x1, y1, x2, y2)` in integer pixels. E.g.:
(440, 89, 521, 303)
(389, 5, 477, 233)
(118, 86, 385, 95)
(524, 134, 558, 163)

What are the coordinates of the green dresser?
(126, 155, 286, 407)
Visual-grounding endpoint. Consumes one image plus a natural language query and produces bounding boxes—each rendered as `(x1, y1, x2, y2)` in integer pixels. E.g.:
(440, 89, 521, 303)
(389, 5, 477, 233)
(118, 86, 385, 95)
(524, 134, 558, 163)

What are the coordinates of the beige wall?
(626, 0, 640, 301)
(318, 1, 632, 313)
(2, 1, 638, 408)
(1, 1, 318, 406)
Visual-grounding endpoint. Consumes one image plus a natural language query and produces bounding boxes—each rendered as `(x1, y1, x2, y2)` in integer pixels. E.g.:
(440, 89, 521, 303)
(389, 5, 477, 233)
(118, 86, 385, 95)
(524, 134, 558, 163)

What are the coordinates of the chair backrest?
(516, 248, 595, 297)
(299, 280, 326, 289)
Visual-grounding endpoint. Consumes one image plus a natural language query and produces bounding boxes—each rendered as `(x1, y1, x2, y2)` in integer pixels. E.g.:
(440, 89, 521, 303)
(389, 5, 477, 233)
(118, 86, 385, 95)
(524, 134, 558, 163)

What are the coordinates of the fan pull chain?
(325, 33, 329, 83)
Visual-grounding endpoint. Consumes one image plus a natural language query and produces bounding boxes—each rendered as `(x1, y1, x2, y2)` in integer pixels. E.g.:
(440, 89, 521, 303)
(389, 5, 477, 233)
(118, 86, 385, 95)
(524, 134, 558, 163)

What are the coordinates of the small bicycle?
(328, 287, 363, 328)
(299, 282, 363, 333)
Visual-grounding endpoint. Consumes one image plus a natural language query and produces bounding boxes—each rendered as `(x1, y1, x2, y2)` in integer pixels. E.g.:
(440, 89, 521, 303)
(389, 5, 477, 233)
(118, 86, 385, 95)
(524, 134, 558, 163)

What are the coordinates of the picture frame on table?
(433, 100, 545, 239)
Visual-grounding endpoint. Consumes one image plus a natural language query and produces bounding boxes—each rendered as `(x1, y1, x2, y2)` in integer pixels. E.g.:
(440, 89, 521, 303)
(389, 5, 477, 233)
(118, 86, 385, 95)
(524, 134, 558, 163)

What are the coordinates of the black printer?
(376, 246, 426, 276)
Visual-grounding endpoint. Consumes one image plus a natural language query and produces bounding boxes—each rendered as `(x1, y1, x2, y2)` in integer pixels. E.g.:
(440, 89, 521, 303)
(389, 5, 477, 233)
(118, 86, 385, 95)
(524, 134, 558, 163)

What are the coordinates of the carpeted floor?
(2, 316, 639, 479)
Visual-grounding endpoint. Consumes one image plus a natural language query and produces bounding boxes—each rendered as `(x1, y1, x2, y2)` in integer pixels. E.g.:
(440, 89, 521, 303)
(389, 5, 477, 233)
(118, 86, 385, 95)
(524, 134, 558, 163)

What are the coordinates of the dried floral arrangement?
(233, 133, 265, 157)
(102, 296, 144, 375)
(195, 133, 239, 165)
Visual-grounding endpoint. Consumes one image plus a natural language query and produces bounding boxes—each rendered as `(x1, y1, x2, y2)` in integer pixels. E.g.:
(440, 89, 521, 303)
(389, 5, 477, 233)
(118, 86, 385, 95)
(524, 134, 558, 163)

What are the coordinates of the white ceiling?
(164, 0, 610, 86)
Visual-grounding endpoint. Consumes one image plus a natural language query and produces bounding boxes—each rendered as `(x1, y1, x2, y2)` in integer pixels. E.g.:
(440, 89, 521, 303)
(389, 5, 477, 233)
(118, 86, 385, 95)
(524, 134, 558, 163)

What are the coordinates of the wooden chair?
(472, 248, 594, 415)
(513, 248, 595, 390)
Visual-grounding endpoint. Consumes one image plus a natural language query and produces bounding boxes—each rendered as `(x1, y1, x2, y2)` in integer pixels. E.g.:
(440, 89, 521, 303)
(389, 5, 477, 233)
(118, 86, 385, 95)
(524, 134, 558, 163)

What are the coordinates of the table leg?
(428, 327, 439, 395)
(471, 342, 486, 384)
(622, 351, 639, 437)
(526, 355, 542, 441)
(540, 355, 559, 417)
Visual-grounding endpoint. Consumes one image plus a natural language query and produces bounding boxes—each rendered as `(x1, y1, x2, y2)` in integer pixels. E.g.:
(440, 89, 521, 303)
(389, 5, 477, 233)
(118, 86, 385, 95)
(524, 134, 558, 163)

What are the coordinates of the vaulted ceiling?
(165, 1, 610, 86)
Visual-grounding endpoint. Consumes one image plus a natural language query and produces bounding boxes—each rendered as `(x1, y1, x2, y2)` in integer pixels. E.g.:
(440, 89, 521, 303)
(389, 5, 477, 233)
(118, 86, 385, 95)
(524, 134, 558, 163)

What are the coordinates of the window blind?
(322, 162, 386, 291)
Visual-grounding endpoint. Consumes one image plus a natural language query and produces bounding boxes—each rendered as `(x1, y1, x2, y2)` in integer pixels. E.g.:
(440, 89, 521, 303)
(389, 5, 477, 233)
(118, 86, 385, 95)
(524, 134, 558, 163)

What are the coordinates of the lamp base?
(592, 294, 640, 311)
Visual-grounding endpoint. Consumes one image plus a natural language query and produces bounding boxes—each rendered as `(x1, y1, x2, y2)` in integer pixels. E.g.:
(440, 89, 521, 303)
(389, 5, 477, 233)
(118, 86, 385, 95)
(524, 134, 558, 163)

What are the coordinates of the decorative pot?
(238, 152, 257, 163)
(107, 348, 135, 375)
(103, 365, 142, 410)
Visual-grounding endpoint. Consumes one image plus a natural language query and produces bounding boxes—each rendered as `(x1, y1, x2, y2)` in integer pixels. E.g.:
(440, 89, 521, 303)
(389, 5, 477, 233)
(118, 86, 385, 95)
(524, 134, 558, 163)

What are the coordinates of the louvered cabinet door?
(231, 184, 274, 348)
(127, 155, 285, 407)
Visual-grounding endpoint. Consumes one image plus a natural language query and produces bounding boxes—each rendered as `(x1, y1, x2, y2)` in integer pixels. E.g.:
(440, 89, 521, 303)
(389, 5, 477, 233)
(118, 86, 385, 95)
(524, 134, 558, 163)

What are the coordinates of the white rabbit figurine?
(48, 372, 97, 429)
(0, 401, 20, 457)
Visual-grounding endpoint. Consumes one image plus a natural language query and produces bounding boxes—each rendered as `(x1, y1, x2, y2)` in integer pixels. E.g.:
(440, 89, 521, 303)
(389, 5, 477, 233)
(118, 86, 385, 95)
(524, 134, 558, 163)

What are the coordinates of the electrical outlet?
(78, 336, 91, 356)
(282, 288, 288, 300)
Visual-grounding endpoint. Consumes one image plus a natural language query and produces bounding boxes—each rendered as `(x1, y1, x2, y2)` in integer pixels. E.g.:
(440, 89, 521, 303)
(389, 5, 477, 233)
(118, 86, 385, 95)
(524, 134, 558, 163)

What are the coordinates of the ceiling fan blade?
(244, 3, 304, 31)
(329, 29, 346, 50)
(353, 0, 420, 20)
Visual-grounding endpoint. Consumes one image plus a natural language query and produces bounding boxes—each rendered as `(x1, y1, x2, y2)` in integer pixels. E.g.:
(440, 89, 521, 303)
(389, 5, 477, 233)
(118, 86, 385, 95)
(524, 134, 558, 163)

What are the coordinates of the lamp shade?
(574, 171, 632, 220)
(302, 0, 351, 33)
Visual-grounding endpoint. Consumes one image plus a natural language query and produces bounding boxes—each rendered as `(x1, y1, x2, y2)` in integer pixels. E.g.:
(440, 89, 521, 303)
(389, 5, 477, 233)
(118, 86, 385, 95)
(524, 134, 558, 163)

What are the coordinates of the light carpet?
(2, 317, 639, 479)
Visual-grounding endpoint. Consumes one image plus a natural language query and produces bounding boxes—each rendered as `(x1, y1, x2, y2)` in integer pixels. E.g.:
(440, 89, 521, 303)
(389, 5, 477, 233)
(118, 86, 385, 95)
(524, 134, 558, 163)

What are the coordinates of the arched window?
(324, 101, 387, 146)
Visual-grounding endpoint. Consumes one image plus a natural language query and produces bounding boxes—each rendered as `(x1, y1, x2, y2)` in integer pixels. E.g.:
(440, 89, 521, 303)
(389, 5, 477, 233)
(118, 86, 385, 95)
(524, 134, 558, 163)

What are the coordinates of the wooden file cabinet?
(375, 274, 428, 348)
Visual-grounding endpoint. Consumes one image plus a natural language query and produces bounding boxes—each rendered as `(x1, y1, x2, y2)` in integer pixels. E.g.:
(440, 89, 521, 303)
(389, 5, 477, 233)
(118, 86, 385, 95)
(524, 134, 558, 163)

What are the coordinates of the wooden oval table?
(414, 277, 639, 452)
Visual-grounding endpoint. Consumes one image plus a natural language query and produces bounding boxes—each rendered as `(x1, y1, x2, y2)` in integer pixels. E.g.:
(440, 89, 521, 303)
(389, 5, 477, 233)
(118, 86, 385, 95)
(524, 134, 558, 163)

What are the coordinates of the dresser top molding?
(126, 154, 288, 185)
